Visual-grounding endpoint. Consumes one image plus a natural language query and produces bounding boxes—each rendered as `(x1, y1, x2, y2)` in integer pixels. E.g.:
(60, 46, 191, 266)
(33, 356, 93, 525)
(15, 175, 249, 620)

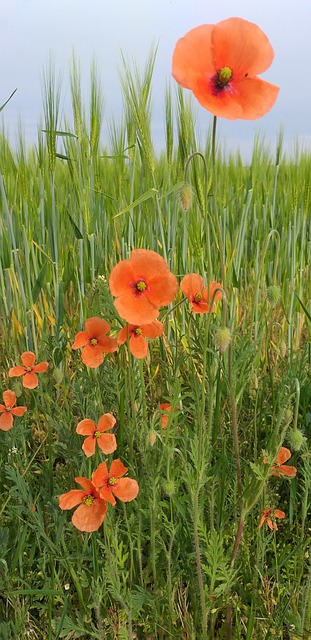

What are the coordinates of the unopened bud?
(283, 408, 293, 425)
(279, 340, 287, 358)
(287, 428, 306, 452)
(148, 430, 157, 447)
(11, 380, 23, 397)
(216, 327, 231, 352)
(53, 368, 64, 384)
(179, 183, 193, 212)
(164, 480, 175, 496)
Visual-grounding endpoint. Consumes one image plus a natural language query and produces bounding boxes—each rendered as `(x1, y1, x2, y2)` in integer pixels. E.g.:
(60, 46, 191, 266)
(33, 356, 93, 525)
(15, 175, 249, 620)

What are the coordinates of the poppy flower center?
(133, 279, 147, 294)
(108, 477, 117, 486)
(90, 338, 98, 346)
(84, 495, 95, 506)
(26, 366, 32, 372)
(94, 430, 101, 439)
(194, 293, 202, 303)
(213, 66, 233, 92)
(134, 327, 143, 335)
(6, 406, 12, 412)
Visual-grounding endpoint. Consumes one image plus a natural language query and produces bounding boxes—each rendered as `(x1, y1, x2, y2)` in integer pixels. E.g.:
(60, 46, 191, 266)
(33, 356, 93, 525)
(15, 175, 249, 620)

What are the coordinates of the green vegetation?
(0, 53, 310, 639)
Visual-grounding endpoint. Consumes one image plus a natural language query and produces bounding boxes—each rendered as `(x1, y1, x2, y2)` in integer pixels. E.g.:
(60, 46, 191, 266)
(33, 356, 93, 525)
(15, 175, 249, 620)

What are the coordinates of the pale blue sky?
(1, 0, 310, 159)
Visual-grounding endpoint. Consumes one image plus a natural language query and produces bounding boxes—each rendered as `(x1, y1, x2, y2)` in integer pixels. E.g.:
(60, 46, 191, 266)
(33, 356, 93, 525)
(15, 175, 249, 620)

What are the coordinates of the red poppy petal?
(97, 434, 117, 455)
(97, 413, 116, 432)
(117, 326, 128, 345)
(141, 320, 164, 339)
(172, 24, 215, 89)
(33, 362, 48, 373)
(82, 437, 96, 458)
(98, 336, 118, 353)
(129, 334, 148, 359)
(277, 465, 297, 477)
(92, 462, 109, 488)
(84, 316, 110, 338)
(192, 75, 244, 120)
(0, 412, 14, 431)
(59, 489, 85, 510)
(72, 331, 89, 349)
(0, 404, 5, 412)
(274, 509, 285, 519)
(2, 390, 17, 407)
(74, 477, 96, 493)
(8, 366, 27, 377)
(147, 273, 178, 307)
(276, 447, 292, 464)
(109, 260, 136, 296)
(76, 418, 96, 435)
(113, 478, 139, 502)
(110, 459, 128, 479)
(229, 77, 279, 120)
(21, 351, 36, 367)
(114, 292, 159, 325)
(11, 406, 27, 417)
(98, 486, 116, 505)
(180, 274, 204, 299)
(23, 372, 38, 389)
(81, 345, 104, 368)
(212, 17, 275, 78)
(71, 499, 107, 532)
(130, 249, 171, 279)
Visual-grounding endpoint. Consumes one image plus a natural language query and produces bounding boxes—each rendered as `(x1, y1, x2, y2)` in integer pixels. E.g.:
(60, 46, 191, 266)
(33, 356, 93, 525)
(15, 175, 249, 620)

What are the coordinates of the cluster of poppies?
(0, 351, 48, 431)
(259, 447, 297, 531)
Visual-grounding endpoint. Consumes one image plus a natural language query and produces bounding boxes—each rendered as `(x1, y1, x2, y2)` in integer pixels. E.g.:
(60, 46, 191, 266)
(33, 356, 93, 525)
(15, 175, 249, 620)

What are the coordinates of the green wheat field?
(0, 51, 310, 639)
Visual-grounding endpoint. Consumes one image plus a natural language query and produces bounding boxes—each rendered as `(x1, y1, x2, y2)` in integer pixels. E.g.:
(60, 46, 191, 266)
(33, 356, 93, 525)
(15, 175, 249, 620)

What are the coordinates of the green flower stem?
(192, 488, 207, 639)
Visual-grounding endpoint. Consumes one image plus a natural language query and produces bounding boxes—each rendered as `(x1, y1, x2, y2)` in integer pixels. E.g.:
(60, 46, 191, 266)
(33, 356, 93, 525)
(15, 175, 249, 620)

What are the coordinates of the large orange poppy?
(180, 274, 222, 313)
(76, 413, 117, 458)
(117, 320, 164, 359)
(109, 250, 178, 325)
(72, 317, 118, 368)
(59, 477, 107, 532)
(8, 352, 48, 389)
(0, 390, 27, 431)
(92, 459, 139, 506)
(172, 17, 279, 120)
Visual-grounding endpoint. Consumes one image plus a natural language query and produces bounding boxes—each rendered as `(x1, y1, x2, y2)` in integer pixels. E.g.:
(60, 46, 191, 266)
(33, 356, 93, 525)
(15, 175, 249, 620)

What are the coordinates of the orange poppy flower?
(259, 508, 285, 531)
(59, 476, 107, 532)
(72, 316, 118, 368)
(0, 390, 27, 431)
(172, 17, 279, 120)
(8, 352, 48, 389)
(159, 403, 178, 429)
(92, 459, 139, 506)
(264, 447, 297, 478)
(180, 274, 222, 313)
(109, 249, 178, 325)
(76, 413, 117, 458)
(117, 320, 164, 359)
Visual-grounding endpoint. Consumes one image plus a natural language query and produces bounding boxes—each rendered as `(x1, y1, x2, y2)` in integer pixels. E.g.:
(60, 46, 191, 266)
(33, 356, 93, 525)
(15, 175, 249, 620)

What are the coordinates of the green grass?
(0, 53, 310, 639)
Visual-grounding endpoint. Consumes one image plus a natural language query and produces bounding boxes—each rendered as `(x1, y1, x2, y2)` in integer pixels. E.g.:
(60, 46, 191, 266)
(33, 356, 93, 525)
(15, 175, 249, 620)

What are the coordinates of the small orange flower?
(159, 403, 178, 429)
(72, 317, 118, 368)
(117, 320, 164, 359)
(264, 447, 297, 478)
(59, 477, 107, 532)
(180, 274, 222, 313)
(9, 352, 48, 389)
(76, 413, 117, 458)
(172, 17, 279, 120)
(92, 459, 139, 506)
(109, 249, 178, 325)
(259, 508, 285, 531)
(0, 390, 27, 431)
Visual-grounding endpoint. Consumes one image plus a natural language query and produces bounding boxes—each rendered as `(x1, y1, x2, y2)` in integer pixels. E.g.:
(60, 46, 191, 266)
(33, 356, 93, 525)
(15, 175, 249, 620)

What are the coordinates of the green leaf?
(32, 261, 48, 303)
(0, 88, 17, 113)
(113, 188, 157, 218)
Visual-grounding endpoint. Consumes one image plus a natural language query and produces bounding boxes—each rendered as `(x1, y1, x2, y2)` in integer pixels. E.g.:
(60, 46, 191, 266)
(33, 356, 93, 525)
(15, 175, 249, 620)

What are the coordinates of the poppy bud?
(53, 368, 64, 384)
(283, 408, 293, 425)
(11, 380, 23, 398)
(279, 340, 287, 358)
(179, 183, 193, 212)
(164, 480, 175, 496)
(287, 428, 306, 452)
(216, 327, 231, 352)
(148, 430, 157, 447)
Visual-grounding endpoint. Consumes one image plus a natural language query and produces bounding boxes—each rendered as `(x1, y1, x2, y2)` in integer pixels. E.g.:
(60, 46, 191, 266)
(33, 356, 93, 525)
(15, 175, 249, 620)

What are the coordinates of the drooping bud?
(216, 327, 231, 352)
(163, 480, 175, 497)
(148, 430, 157, 447)
(287, 428, 306, 452)
(179, 183, 193, 212)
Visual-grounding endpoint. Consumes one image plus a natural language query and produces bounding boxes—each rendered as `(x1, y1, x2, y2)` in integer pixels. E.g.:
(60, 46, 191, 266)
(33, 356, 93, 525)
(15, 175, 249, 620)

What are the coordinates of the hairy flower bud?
(148, 429, 157, 447)
(216, 327, 231, 352)
(287, 428, 306, 452)
(267, 285, 281, 307)
(179, 183, 193, 212)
